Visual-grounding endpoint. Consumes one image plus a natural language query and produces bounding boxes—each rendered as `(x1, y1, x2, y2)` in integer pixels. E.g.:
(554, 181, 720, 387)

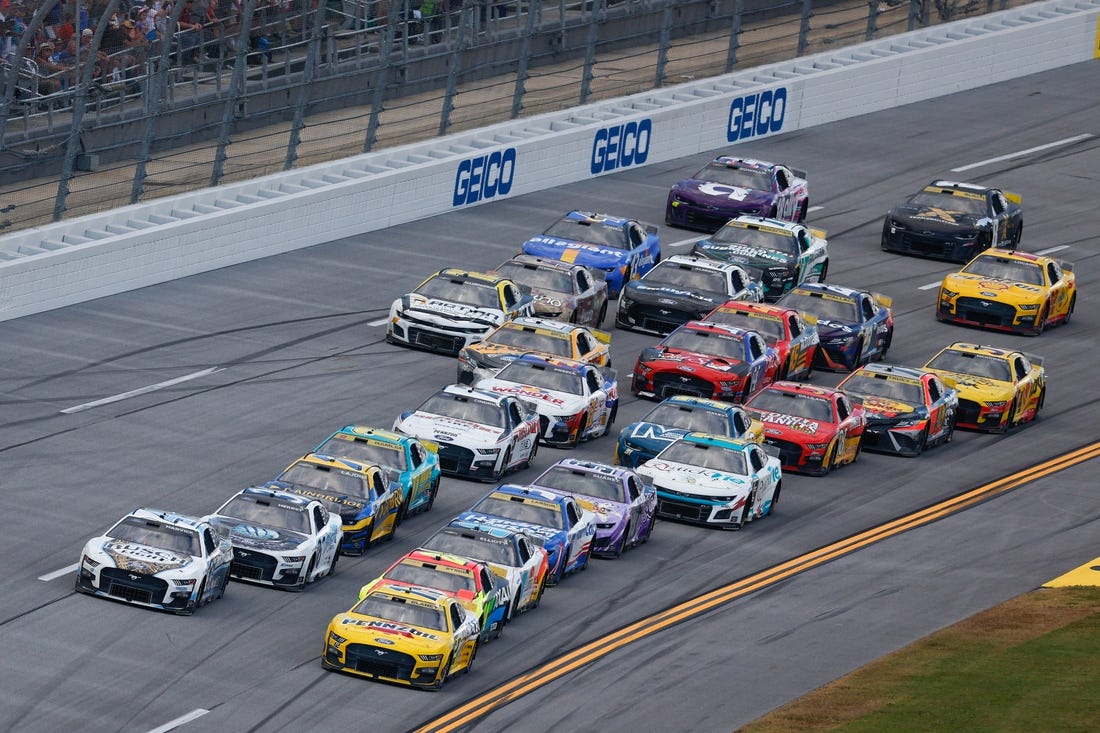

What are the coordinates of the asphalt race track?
(1, 59, 1098, 733)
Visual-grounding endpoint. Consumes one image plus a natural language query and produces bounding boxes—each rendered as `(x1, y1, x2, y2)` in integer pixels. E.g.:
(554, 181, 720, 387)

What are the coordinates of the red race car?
(631, 321, 780, 403)
(743, 381, 865, 476)
(702, 300, 819, 381)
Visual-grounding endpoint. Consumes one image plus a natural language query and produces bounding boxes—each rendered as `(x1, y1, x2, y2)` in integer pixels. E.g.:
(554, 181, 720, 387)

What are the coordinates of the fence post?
(908, 0, 923, 29)
(438, 6, 473, 137)
(797, 0, 813, 56)
(654, 0, 673, 88)
(865, 0, 879, 39)
(579, 0, 602, 105)
(210, 0, 258, 188)
(285, 7, 327, 170)
(511, 0, 541, 118)
(364, 10, 397, 153)
(726, 0, 743, 72)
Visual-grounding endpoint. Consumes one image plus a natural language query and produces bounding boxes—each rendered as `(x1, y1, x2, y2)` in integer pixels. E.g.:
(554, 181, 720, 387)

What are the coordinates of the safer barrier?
(0, 0, 1097, 322)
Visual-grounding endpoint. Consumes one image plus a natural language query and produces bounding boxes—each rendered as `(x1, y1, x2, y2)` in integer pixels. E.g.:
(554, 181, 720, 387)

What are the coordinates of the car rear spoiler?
(809, 227, 827, 239)
(872, 292, 893, 309)
(790, 167, 808, 179)
(1021, 351, 1044, 367)
(1005, 191, 1022, 205)
(592, 328, 613, 345)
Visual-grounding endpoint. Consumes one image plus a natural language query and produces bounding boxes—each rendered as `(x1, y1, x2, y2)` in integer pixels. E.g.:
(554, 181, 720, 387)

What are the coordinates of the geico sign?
(727, 88, 787, 142)
(591, 119, 651, 174)
(453, 148, 517, 207)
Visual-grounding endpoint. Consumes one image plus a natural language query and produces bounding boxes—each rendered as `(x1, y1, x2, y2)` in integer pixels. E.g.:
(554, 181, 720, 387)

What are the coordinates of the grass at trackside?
(736, 587, 1100, 733)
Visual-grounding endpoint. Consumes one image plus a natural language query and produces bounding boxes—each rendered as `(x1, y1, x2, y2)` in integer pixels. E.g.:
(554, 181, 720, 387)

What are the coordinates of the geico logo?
(453, 148, 517, 207)
(727, 87, 787, 142)
(591, 119, 652, 175)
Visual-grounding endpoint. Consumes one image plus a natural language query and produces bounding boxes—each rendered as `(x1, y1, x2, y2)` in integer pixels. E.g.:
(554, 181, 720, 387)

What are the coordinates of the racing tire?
(640, 516, 654, 544)
(394, 495, 410, 528)
(327, 549, 339, 577)
(194, 578, 207, 610)
(1034, 387, 1046, 421)
(1064, 296, 1075, 326)
(730, 499, 750, 531)
(423, 476, 439, 513)
(601, 405, 618, 438)
(216, 571, 229, 600)
(1012, 221, 1023, 247)
(596, 301, 608, 329)
(942, 415, 956, 445)
(740, 377, 754, 403)
(911, 428, 928, 458)
(295, 557, 316, 592)
(798, 200, 808, 222)
(1032, 305, 1048, 336)
(522, 438, 539, 470)
(578, 546, 591, 572)
(431, 656, 453, 691)
(570, 416, 588, 449)
(820, 441, 839, 476)
(529, 572, 548, 611)
(491, 448, 512, 482)
(818, 260, 828, 283)
(769, 483, 781, 515)
(1000, 403, 1017, 434)
(878, 331, 892, 361)
(464, 640, 478, 675)
(611, 524, 629, 558)
(551, 546, 570, 585)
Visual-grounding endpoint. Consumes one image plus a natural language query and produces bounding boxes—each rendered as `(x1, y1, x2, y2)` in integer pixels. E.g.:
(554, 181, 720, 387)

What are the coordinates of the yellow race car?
(322, 584, 480, 689)
(457, 316, 611, 385)
(923, 341, 1046, 433)
(936, 249, 1076, 336)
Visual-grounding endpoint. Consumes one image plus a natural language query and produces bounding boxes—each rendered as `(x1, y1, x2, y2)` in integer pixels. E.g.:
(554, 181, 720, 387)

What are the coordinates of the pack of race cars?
(72, 157, 1071, 694)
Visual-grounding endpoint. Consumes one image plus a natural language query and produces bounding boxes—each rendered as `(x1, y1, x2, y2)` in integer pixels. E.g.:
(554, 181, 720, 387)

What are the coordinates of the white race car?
(475, 354, 619, 448)
(419, 519, 551, 621)
(637, 432, 782, 530)
(75, 508, 233, 615)
(393, 384, 540, 482)
(386, 268, 535, 355)
(206, 487, 343, 591)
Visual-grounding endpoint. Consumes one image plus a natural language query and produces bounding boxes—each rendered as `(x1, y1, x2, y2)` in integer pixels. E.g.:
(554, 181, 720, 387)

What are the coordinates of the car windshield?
(843, 374, 924, 404)
(496, 360, 585, 395)
(422, 531, 517, 566)
(418, 392, 506, 428)
(352, 595, 447, 631)
(961, 256, 1044, 286)
(385, 561, 477, 595)
(217, 495, 311, 534)
(415, 275, 501, 309)
(107, 516, 201, 556)
(708, 225, 797, 257)
(488, 327, 572, 357)
(926, 350, 1012, 381)
(643, 263, 728, 294)
(472, 494, 565, 530)
(778, 291, 859, 322)
(747, 389, 835, 422)
(908, 190, 988, 217)
(663, 328, 746, 361)
(315, 435, 407, 471)
(641, 402, 735, 436)
(694, 161, 772, 191)
(497, 261, 575, 293)
(657, 440, 748, 474)
(542, 217, 629, 250)
(705, 308, 785, 343)
(277, 461, 372, 499)
(535, 467, 626, 502)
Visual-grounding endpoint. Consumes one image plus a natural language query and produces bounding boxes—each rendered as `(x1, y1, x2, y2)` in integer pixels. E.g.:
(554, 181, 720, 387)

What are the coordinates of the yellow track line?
(415, 440, 1100, 732)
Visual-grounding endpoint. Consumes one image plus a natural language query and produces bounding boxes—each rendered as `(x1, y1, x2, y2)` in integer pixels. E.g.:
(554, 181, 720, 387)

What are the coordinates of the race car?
(206, 486, 343, 590)
(386, 268, 535, 355)
(776, 283, 894, 371)
(665, 156, 809, 232)
(528, 459, 657, 557)
(475, 354, 618, 448)
(935, 248, 1076, 336)
(636, 433, 782, 530)
(743, 381, 866, 476)
(457, 485, 597, 585)
(615, 395, 762, 469)
(75, 508, 232, 615)
(881, 180, 1023, 262)
(357, 550, 509, 643)
(420, 519, 550, 621)
(703, 300, 819, 380)
(268, 453, 404, 555)
(836, 363, 958, 456)
(923, 341, 1046, 432)
(615, 254, 764, 335)
(631, 321, 780, 403)
(691, 216, 828, 300)
(313, 425, 440, 519)
(493, 254, 610, 327)
(457, 316, 611, 386)
(322, 584, 480, 689)
(520, 210, 661, 297)
(393, 384, 540, 481)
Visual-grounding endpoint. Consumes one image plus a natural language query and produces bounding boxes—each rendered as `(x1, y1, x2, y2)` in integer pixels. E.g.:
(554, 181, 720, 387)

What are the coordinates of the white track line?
(368, 317, 390, 327)
(60, 367, 224, 414)
(950, 134, 1093, 172)
(145, 709, 210, 733)
(1036, 245, 1069, 255)
(667, 236, 703, 249)
(919, 281, 941, 290)
(38, 563, 79, 582)
(807, 205, 824, 212)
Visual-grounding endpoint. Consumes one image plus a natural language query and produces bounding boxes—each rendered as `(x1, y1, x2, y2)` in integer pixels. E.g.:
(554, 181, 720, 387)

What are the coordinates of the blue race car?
(775, 283, 894, 372)
(615, 395, 762, 469)
(456, 485, 597, 585)
(313, 425, 441, 520)
(521, 211, 661, 297)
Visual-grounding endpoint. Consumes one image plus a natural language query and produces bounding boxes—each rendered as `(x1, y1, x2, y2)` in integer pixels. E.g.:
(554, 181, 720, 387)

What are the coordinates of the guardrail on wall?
(0, 0, 1096, 322)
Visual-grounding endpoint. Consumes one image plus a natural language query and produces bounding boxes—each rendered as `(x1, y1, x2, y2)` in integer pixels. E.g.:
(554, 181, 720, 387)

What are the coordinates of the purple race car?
(665, 156, 810, 232)
(528, 459, 656, 558)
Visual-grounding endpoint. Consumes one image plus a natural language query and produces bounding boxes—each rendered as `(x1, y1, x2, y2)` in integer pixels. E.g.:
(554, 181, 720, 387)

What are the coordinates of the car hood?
(637, 459, 751, 495)
(943, 273, 1045, 301)
(620, 421, 691, 452)
(749, 409, 834, 440)
(925, 369, 1013, 400)
(889, 203, 986, 232)
(398, 294, 502, 325)
(642, 347, 751, 375)
(570, 496, 627, 525)
(855, 395, 918, 419)
(272, 482, 369, 521)
(671, 179, 773, 209)
(693, 239, 790, 269)
(623, 280, 729, 309)
(456, 511, 564, 546)
(93, 538, 196, 574)
(476, 379, 588, 415)
(396, 412, 505, 447)
(331, 614, 449, 652)
(522, 236, 628, 269)
(207, 517, 309, 551)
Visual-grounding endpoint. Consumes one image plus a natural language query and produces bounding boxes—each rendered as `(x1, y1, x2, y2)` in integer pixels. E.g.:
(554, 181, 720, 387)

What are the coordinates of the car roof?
(439, 383, 512, 406)
(660, 254, 744, 274)
(563, 210, 631, 227)
(337, 425, 408, 445)
(504, 253, 589, 273)
(847, 363, 930, 382)
(128, 507, 207, 531)
(500, 317, 581, 337)
(711, 156, 775, 171)
(680, 432, 757, 451)
(293, 452, 374, 474)
(725, 215, 801, 233)
(543, 458, 634, 479)
(669, 320, 754, 339)
(238, 486, 314, 507)
(433, 268, 513, 286)
(488, 484, 565, 506)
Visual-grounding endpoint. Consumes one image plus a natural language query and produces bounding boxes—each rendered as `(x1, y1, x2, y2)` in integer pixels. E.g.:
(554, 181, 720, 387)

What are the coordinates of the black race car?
(880, 180, 1023, 262)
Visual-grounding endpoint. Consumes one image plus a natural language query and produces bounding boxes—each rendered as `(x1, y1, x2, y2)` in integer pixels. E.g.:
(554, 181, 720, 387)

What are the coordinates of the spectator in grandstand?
(176, 0, 204, 63)
(34, 41, 70, 93)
